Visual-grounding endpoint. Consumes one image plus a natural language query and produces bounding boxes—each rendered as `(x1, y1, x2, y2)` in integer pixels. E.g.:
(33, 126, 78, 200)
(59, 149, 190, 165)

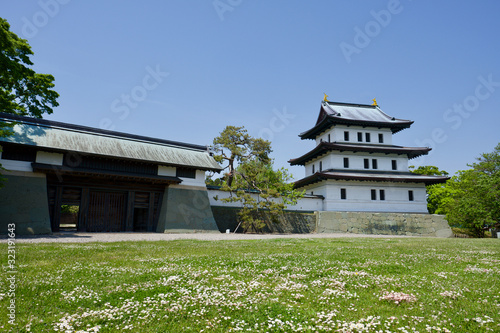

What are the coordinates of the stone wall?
(157, 186, 220, 233)
(0, 173, 52, 235)
(316, 211, 453, 238)
(211, 206, 316, 233)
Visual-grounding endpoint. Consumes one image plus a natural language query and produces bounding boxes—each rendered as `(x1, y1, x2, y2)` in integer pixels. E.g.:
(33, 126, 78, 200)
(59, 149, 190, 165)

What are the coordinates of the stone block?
(0, 174, 52, 235)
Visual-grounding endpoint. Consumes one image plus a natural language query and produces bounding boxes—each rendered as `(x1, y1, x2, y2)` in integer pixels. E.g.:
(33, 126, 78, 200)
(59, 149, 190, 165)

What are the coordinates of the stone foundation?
(316, 211, 452, 238)
(0, 174, 52, 235)
(211, 206, 316, 233)
(157, 186, 220, 233)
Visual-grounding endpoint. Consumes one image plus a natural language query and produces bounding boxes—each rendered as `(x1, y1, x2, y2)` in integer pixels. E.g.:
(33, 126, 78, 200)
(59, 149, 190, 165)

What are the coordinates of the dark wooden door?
(87, 191, 126, 232)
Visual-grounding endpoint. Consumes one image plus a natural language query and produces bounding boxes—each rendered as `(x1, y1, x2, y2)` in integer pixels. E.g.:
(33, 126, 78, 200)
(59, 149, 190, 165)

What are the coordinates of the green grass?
(1, 238, 499, 332)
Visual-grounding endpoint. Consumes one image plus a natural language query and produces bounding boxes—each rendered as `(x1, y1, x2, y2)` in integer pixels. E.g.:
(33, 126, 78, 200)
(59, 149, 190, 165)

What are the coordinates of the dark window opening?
(372, 159, 378, 169)
(176, 168, 196, 179)
(379, 133, 384, 143)
(392, 160, 397, 170)
(312, 164, 315, 173)
(364, 158, 369, 169)
(64, 154, 157, 175)
(343, 157, 349, 168)
(1, 144, 37, 162)
(340, 188, 346, 200)
(328, 134, 331, 142)
(319, 161, 322, 172)
(371, 189, 377, 200)
(409, 190, 414, 201)
(365, 133, 371, 142)
(379, 189, 385, 201)
(344, 131, 349, 141)
(357, 132, 363, 142)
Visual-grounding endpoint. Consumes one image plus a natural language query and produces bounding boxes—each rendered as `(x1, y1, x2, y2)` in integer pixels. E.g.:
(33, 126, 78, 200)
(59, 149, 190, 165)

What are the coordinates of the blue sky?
(2, 1, 500, 179)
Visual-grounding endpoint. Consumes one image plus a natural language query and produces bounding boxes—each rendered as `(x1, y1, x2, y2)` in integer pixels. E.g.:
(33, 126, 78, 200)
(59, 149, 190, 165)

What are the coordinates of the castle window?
(312, 164, 315, 173)
(364, 158, 369, 169)
(328, 134, 331, 142)
(176, 168, 196, 179)
(371, 189, 377, 200)
(340, 188, 346, 200)
(372, 159, 378, 169)
(379, 133, 384, 143)
(392, 160, 397, 170)
(319, 161, 322, 172)
(344, 131, 349, 141)
(379, 189, 385, 200)
(357, 132, 363, 142)
(343, 157, 349, 168)
(408, 190, 414, 201)
(365, 133, 371, 142)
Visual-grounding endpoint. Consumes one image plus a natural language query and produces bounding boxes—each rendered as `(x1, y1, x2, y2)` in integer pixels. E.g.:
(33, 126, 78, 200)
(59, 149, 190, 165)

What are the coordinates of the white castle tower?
(289, 99, 449, 213)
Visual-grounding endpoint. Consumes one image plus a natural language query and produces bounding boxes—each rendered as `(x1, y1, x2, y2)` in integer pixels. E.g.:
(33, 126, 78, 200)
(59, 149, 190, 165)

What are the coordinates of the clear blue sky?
(2, 1, 500, 179)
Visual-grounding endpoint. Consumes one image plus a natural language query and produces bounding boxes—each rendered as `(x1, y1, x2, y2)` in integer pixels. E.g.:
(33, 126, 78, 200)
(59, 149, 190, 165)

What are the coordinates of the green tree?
(0, 18, 59, 123)
(212, 125, 271, 187)
(209, 125, 304, 232)
(445, 143, 500, 237)
(409, 165, 450, 214)
(0, 18, 59, 185)
(409, 165, 449, 177)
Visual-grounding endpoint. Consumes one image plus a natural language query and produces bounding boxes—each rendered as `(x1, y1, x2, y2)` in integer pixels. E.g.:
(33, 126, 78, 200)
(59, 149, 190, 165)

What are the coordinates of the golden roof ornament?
(323, 93, 329, 102)
(372, 98, 378, 106)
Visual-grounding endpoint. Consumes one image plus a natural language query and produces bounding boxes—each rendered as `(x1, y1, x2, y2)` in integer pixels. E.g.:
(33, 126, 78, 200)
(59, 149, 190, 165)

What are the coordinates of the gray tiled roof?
(300, 101, 414, 139)
(0, 113, 222, 171)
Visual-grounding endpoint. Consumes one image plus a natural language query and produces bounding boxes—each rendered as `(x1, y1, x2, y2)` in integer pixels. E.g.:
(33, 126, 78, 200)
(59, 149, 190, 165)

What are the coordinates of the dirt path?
(0, 231, 412, 243)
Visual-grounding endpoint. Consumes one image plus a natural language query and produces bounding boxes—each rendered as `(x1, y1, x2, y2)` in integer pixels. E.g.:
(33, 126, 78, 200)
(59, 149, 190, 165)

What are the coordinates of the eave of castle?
(288, 142, 431, 166)
(293, 170, 450, 189)
(299, 101, 414, 140)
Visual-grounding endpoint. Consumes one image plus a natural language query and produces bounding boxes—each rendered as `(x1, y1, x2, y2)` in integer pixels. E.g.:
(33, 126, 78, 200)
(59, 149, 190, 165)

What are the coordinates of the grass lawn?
(1, 237, 499, 332)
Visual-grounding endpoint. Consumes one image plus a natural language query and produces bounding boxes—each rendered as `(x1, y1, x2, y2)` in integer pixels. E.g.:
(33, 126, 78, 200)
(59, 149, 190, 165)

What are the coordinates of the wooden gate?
(86, 191, 127, 232)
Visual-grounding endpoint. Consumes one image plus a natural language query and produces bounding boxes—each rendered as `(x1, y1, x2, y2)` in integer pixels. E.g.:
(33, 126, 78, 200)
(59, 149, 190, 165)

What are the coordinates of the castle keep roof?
(299, 101, 413, 140)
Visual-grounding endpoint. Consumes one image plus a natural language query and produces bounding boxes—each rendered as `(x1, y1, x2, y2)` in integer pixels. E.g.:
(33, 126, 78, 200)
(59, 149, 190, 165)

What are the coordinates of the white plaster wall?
(0, 159, 33, 172)
(36, 151, 64, 165)
(208, 189, 324, 211)
(305, 152, 409, 176)
(177, 169, 207, 188)
(159, 166, 207, 188)
(305, 180, 427, 213)
(158, 165, 176, 177)
(315, 125, 393, 146)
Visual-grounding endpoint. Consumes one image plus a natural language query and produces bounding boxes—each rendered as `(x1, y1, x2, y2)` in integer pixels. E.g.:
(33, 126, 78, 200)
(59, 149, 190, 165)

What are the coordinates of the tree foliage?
(0, 17, 59, 186)
(444, 143, 500, 237)
(0, 17, 59, 132)
(411, 144, 500, 237)
(409, 165, 450, 214)
(409, 165, 449, 177)
(209, 125, 304, 232)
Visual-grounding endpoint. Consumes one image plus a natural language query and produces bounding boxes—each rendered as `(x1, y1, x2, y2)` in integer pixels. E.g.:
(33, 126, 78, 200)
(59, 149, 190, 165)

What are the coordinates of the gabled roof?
(300, 101, 414, 140)
(0, 112, 222, 171)
(294, 170, 449, 188)
(288, 142, 430, 166)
